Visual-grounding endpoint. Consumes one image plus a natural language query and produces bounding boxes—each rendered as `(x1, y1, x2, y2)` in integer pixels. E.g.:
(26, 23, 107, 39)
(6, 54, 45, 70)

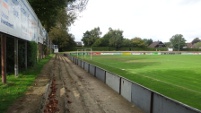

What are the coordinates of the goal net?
(77, 49, 84, 58)
(77, 48, 92, 60)
(84, 48, 92, 60)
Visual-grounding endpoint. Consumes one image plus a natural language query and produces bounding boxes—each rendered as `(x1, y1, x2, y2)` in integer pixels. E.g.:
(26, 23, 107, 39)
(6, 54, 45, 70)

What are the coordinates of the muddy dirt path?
(6, 54, 143, 113)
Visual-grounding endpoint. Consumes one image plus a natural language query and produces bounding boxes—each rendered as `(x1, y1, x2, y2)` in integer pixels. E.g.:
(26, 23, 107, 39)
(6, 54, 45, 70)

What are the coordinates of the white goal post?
(84, 48, 93, 60)
(77, 48, 93, 60)
(77, 49, 84, 58)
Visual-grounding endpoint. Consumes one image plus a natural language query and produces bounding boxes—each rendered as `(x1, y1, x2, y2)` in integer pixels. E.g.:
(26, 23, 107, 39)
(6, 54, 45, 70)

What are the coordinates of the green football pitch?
(84, 55, 201, 110)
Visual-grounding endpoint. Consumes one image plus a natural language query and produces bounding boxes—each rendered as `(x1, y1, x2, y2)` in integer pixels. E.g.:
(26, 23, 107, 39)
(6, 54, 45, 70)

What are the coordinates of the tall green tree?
(49, 27, 76, 51)
(131, 37, 146, 48)
(122, 38, 132, 50)
(92, 38, 103, 47)
(28, 0, 88, 32)
(82, 27, 102, 46)
(101, 31, 111, 46)
(107, 28, 124, 50)
(164, 42, 172, 48)
(92, 28, 114, 47)
(49, 8, 76, 51)
(122, 38, 132, 47)
(143, 38, 153, 46)
(194, 42, 201, 49)
(191, 37, 200, 45)
(29, 0, 88, 51)
(170, 34, 186, 51)
(28, 0, 67, 32)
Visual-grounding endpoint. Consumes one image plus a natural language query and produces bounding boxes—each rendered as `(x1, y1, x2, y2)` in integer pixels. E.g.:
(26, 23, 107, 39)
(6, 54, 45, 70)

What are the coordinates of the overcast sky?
(69, 0, 201, 42)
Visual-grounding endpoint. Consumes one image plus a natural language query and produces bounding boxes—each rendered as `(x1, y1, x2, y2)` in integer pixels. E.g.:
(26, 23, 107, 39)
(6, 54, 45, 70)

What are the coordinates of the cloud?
(70, 0, 201, 42)
(179, 0, 201, 5)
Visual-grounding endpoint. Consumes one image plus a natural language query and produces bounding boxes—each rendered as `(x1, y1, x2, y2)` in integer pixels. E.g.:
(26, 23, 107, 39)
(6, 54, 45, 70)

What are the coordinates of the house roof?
(185, 43, 193, 48)
(149, 41, 166, 48)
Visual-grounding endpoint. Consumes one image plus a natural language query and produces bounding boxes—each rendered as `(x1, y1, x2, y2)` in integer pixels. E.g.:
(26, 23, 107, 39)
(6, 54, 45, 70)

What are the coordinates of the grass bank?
(0, 54, 54, 113)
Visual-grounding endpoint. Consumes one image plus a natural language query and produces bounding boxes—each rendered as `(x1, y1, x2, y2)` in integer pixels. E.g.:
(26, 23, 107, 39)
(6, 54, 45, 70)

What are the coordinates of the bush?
(75, 46, 168, 51)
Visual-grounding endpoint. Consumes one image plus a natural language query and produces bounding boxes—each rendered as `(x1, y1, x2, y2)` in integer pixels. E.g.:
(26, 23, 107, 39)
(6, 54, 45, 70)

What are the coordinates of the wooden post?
(14, 38, 18, 76)
(49, 40, 52, 54)
(25, 41, 27, 69)
(37, 43, 39, 61)
(40, 43, 43, 59)
(1, 34, 6, 84)
(41, 43, 43, 59)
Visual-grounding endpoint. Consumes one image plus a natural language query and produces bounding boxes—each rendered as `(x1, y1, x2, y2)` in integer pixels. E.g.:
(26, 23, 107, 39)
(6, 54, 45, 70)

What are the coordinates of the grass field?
(84, 55, 201, 110)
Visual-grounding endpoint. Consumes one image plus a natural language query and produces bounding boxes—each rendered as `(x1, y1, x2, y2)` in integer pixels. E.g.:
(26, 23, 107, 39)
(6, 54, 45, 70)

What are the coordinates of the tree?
(122, 38, 132, 47)
(131, 37, 146, 48)
(191, 37, 200, 45)
(81, 27, 102, 46)
(143, 39, 153, 46)
(164, 42, 172, 48)
(101, 31, 111, 46)
(49, 8, 76, 51)
(170, 34, 186, 51)
(29, 0, 88, 51)
(28, 0, 67, 32)
(193, 42, 201, 49)
(122, 38, 132, 50)
(68, 0, 88, 12)
(95, 28, 124, 49)
(107, 28, 124, 50)
(28, 0, 88, 32)
(56, 8, 76, 30)
(49, 27, 76, 51)
(92, 38, 103, 47)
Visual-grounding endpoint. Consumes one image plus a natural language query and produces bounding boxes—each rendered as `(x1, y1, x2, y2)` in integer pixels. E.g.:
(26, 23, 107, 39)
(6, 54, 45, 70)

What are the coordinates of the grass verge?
(0, 54, 54, 113)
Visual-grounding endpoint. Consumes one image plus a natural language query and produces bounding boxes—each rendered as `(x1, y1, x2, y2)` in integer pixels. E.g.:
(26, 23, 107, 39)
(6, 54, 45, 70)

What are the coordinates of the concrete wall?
(153, 93, 199, 113)
(67, 55, 201, 113)
(75, 58, 77, 64)
(75, 58, 78, 65)
(89, 64, 96, 76)
(72, 57, 75, 63)
(71, 56, 73, 61)
(95, 67, 106, 83)
(81, 61, 85, 69)
(131, 83, 152, 113)
(78, 59, 81, 67)
(77, 59, 80, 66)
(74, 57, 77, 64)
(121, 78, 132, 102)
(84, 62, 89, 72)
(76, 58, 78, 63)
(106, 72, 120, 93)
